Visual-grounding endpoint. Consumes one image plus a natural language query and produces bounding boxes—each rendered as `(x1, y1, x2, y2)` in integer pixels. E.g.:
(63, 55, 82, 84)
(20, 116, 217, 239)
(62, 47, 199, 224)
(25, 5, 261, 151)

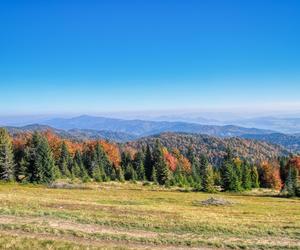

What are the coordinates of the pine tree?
(95, 143, 112, 178)
(199, 154, 209, 188)
(0, 128, 15, 181)
(25, 132, 55, 183)
(144, 145, 153, 181)
(283, 167, 298, 197)
(251, 166, 260, 188)
(220, 148, 234, 189)
(116, 167, 125, 182)
(58, 142, 71, 177)
(225, 163, 242, 192)
(153, 140, 170, 185)
(124, 163, 136, 181)
(133, 151, 145, 181)
(38, 136, 56, 183)
(203, 164, 216, 193)
(241, 163, 252, 190)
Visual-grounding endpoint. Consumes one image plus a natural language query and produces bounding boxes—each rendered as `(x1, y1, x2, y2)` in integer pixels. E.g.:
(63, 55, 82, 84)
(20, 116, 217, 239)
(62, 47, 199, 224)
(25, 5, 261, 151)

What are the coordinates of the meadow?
(0, 182, 299, 250)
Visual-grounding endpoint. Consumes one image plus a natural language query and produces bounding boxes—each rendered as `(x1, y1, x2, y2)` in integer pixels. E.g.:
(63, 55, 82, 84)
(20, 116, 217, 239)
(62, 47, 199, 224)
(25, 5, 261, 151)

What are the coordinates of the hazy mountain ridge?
(241, 133, 300, 152)
(42, 115, 275, 137)
(3, 115, 300, 152)
(5, 124, 137, 142)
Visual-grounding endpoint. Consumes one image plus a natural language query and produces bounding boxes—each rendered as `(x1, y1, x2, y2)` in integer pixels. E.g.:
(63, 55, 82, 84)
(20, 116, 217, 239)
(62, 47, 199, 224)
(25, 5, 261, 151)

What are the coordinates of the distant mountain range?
(228, 116, 300, 134)
(2, 115, 300, 153)
(42, 115, 275, 137)
(241, 133, 300, 152)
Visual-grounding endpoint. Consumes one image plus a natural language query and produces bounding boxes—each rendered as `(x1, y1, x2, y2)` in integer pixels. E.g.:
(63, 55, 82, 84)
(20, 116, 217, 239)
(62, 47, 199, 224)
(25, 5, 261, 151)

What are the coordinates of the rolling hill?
(126, 132, 288, 166)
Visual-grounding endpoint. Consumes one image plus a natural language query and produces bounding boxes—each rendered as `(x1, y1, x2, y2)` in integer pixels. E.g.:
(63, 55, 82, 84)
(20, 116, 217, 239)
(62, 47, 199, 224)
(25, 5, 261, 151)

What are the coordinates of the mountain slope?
(5, 125, 136, 142)
(242, 133, 300, 153)
(127, 132, 288, 166)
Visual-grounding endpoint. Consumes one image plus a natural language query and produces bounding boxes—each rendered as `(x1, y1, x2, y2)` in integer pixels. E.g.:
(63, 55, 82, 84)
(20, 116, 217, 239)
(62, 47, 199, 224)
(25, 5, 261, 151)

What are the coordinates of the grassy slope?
(0, 182, 299, 249)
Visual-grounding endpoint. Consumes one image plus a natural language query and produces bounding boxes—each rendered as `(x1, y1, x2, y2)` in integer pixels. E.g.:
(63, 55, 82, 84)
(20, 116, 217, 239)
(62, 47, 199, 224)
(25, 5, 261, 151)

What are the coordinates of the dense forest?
(0, 128, 299, 197)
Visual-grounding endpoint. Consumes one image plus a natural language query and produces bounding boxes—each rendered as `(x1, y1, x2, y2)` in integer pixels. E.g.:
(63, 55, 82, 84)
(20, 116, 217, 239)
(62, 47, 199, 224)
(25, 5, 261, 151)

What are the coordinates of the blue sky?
(0, 0, 300, 115)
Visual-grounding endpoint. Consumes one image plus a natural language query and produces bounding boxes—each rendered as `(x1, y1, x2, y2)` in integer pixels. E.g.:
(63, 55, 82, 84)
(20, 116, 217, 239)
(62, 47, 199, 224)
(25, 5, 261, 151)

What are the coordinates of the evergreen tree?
(199, 154, 209, 187)
(188, 148, 201, 184)
(58, 142, 71, 177)
(220, 148, 234, 189)
(283, 167, 298, 197)
(124, 163, 136, 180)
(116, 167, 125, 182)
(203, 164, 216, 193)
(225, 163, 242, 192)
(133, 151, 145, 180)
(95, 143, 112, 178)
(0, 128, 15, 181)
(152, 140, 170, 185)
(251, 166, 260, 188)
(144, 145, 153, 181)
(38, 136, 56, 183)
(25, 132, 55, 183)
(241, 163, 252, 190)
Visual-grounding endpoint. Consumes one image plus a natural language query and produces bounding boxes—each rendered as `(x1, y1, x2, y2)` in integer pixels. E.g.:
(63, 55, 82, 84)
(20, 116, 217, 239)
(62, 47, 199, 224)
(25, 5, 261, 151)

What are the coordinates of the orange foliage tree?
(260, 161, 282, 190)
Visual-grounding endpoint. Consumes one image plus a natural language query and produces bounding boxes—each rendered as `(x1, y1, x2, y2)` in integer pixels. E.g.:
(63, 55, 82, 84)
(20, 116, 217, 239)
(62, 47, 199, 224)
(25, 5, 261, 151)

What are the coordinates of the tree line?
(0, 128, 299, 196)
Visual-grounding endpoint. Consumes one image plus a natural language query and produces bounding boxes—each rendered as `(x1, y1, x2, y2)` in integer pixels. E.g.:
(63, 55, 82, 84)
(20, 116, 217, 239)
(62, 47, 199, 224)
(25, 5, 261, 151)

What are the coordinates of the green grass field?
(0, 182, 299, 249)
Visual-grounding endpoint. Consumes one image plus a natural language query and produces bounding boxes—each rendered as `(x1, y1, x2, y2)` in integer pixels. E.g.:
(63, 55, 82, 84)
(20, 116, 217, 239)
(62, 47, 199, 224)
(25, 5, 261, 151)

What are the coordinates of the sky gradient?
(1, 0, 300, 115)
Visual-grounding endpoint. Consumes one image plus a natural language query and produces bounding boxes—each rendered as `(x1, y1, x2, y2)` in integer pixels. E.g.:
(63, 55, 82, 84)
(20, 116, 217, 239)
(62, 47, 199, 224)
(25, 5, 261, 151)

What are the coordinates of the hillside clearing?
(0, 182, 299, 249)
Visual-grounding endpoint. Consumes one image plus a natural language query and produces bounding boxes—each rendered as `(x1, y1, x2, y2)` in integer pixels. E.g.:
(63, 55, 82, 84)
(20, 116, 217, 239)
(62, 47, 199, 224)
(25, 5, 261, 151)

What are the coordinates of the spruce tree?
(25, 132, 55, 183)
(58, 142, 72, 177)
(203, 164, 216, 193)
(144, 145, 153, 181)
(38, 136, 56, 183)
(199, 154, 209, 188)
(241, 163, 252, 190)
(133, 151, 145, 181)
(251, 166, 260, 188)
(220, 148, 234, 189)
(0, 128, 15, 181)
(283, 167, 298, 197)
(152, 140, 170, 185)
(225, 163, 242, 192)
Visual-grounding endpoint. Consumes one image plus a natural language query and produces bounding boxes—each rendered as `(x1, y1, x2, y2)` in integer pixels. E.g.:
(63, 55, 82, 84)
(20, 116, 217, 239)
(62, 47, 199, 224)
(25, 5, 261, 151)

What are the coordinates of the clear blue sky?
(0, 0, 300, 115)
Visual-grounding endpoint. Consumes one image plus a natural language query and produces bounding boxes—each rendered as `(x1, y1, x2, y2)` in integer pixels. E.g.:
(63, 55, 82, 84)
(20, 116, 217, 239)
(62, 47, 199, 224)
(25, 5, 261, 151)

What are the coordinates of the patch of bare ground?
(0, 229, 214, 250)
(0, 215, 299, 249)
(43, 202, 177, 217)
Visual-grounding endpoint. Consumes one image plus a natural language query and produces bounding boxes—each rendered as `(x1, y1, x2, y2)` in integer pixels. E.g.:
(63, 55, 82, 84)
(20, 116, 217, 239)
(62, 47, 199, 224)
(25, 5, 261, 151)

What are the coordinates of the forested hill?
(126, 132, 288, 166)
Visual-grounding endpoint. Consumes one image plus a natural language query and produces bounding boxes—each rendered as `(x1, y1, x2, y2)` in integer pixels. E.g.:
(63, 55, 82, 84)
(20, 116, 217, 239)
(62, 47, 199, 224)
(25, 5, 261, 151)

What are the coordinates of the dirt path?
(0, 229, 214, 250)
(0, 215, 298, 249)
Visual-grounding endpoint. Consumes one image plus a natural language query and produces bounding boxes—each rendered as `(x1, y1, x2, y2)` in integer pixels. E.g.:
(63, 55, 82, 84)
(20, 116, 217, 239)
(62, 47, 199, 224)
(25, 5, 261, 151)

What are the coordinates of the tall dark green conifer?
(133, 151, 145, 180)
(58, 142, 72, 177)
(152, 140, 170, 185)
(203, 164, 216, 193)
(0, 128, 15, 181)
(25, 132, 55, 183)
(241, 163, 252, 190)
(144, 145, 153, 181)
(251, 166, 260, 188)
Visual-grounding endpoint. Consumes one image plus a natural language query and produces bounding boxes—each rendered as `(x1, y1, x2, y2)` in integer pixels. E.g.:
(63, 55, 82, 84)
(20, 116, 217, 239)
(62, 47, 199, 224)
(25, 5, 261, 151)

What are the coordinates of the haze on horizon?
(1, 0, 300, 116)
